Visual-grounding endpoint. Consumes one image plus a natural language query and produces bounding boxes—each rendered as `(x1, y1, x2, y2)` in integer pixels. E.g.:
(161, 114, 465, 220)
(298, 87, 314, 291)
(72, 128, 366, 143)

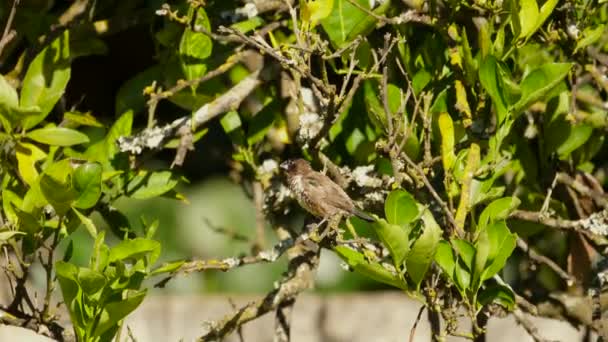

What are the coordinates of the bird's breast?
(289, 175, 323, 217)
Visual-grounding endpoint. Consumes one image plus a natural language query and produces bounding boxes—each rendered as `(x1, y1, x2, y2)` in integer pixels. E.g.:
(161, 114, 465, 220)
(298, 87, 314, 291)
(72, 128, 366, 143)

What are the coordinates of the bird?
(279, 159, 375, 223)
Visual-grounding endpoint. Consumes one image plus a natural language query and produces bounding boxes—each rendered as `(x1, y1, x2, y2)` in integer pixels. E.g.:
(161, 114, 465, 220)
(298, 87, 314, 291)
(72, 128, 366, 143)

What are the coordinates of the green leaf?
(40, 174, 78, 216)
(84, 110, 133, 165)
(15, 142, 47, 186)
(475, 221, 517, 287)
(373, 219, 410, 268)
(438, 112, 456, 171)
(0, 231, 25, 242)
(108, 238, 161, 265)
(72, 207, 97, 238)
(150, 261, 185, 276)
(77, 267, 106, 296)
(72, 162, 102, 209)
(127, 171, 179, 199)
(302, 0, 334, 27)
(26, 127, 90, 146)
(220, 111, 245, 145)
(94, 290, 147, 337)
(220, 110, 242, 133)
(412, 70, 431, 95)
(511, 63, 572, 116)
(63, 111, 104, 128)
(334, 245, 407, 290)
(55, 261, 81, 311)
(575, 25, 606, 53)
(435, 240, 455, 279)
(477, 197, 521, 233)
(230, 16, 265, 34)
(531, 0, 559, 40)
(179, 8, 212, 83)
(556, 124, 593, 158)
(454, 261, 471, 291)
(478, 282, 515, 311)
(452, 239, 475, 270)
(2, 189, 22, 225)
(21, 30, 71, 129)
(479, 56, 508, 123)
(320, 0, 386, 47)
(406, 207, 441, 287)
(0, 74, 18, 109)
(247, 101, 278, 145)
(384, 189, 419, 226)
(518, 0, 539, 39)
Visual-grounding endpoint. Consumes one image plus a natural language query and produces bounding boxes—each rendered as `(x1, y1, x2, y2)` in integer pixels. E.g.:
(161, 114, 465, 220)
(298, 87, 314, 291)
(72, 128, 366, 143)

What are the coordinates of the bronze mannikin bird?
(280, 159, 374, 223)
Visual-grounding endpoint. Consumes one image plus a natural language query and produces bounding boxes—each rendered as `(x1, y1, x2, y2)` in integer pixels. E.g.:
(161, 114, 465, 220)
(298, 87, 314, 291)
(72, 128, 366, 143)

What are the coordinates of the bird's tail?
(352, 208, 375, 222)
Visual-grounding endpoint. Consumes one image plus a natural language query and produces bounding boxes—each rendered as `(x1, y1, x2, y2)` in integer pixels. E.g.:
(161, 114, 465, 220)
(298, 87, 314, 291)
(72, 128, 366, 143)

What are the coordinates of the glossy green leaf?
(475, 221, 517, 286)
(15, 142, 47, 186)
(518, 0, 539, 39)
(26, 127, 90, 146)
(334, 245, 407, 290)
(406, 207, 441, 287)
(72, 207, 97, 238)
(511, 63, 572, 116)
(435, 240, 455, 276)
(150, 261, 186, 276)
(532, 0, 559, 40)
(575, 25, 606, 53)
(454, 261, 471, 291)
(55, 261, 81, 311)
(108, 238, 161, 265)
(40, 174, 78, 215)
(0, 231, 25, 242)
(128, 171, 179, 199)
(63, 111, 104, 128)
(373, 219, 410, 268)
(0, 74, 18, 109)
(220, 110, 242, 133)
(84, 110, 133, 165)
(384, 189, 419, 226)
(21, 30, 71, 129)
(479, 56, 508, 123)
(556, 124, 593, 158)
(179, 8, 212, 83)
(247, 101, 278, 145)
(477, 197, 521, 233)
(77, 267, 106, 296)
(412, 70, 431, 95)
(2, 189, 22, 225)
(94, 290, 147, 337)
(320, 0, 387, 47)
(438, 112, 456, 171)
(302, 0, 334, 27)
(72, 162, 102, 209)
(452, 239, 475, 270)
(478, 282, 515, 310)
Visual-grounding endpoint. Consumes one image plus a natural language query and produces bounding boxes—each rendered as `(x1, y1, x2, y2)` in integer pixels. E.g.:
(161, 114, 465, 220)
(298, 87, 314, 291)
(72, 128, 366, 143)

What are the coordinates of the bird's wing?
(304, 172, 354, 212)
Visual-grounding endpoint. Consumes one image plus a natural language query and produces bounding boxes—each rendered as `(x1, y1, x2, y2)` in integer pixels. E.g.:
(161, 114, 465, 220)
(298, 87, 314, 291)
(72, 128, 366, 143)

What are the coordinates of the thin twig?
(513, 309, 557, 342)
(408, 305, 426, 342)
(517, 237, 575, 285)
(0, 0, 20, 57)
(401, 152, 458, 231)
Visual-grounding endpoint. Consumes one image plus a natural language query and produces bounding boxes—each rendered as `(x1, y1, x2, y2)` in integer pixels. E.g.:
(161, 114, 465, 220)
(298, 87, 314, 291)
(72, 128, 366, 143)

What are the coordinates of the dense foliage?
(0, 0, 607, 341)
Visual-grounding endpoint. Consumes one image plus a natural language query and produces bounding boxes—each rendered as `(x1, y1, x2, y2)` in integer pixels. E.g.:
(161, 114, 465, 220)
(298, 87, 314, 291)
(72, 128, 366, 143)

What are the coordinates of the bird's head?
(280, 159, 312, 177)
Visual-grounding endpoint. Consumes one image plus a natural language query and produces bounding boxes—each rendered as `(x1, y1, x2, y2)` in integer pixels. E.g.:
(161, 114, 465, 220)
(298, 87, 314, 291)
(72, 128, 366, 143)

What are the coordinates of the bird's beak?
(280, 161, 290, 172)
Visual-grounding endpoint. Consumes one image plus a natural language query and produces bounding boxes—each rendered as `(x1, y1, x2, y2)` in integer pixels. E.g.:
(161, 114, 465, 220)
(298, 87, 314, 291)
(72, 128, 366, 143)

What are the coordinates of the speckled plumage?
(280, 159, 374, 222)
